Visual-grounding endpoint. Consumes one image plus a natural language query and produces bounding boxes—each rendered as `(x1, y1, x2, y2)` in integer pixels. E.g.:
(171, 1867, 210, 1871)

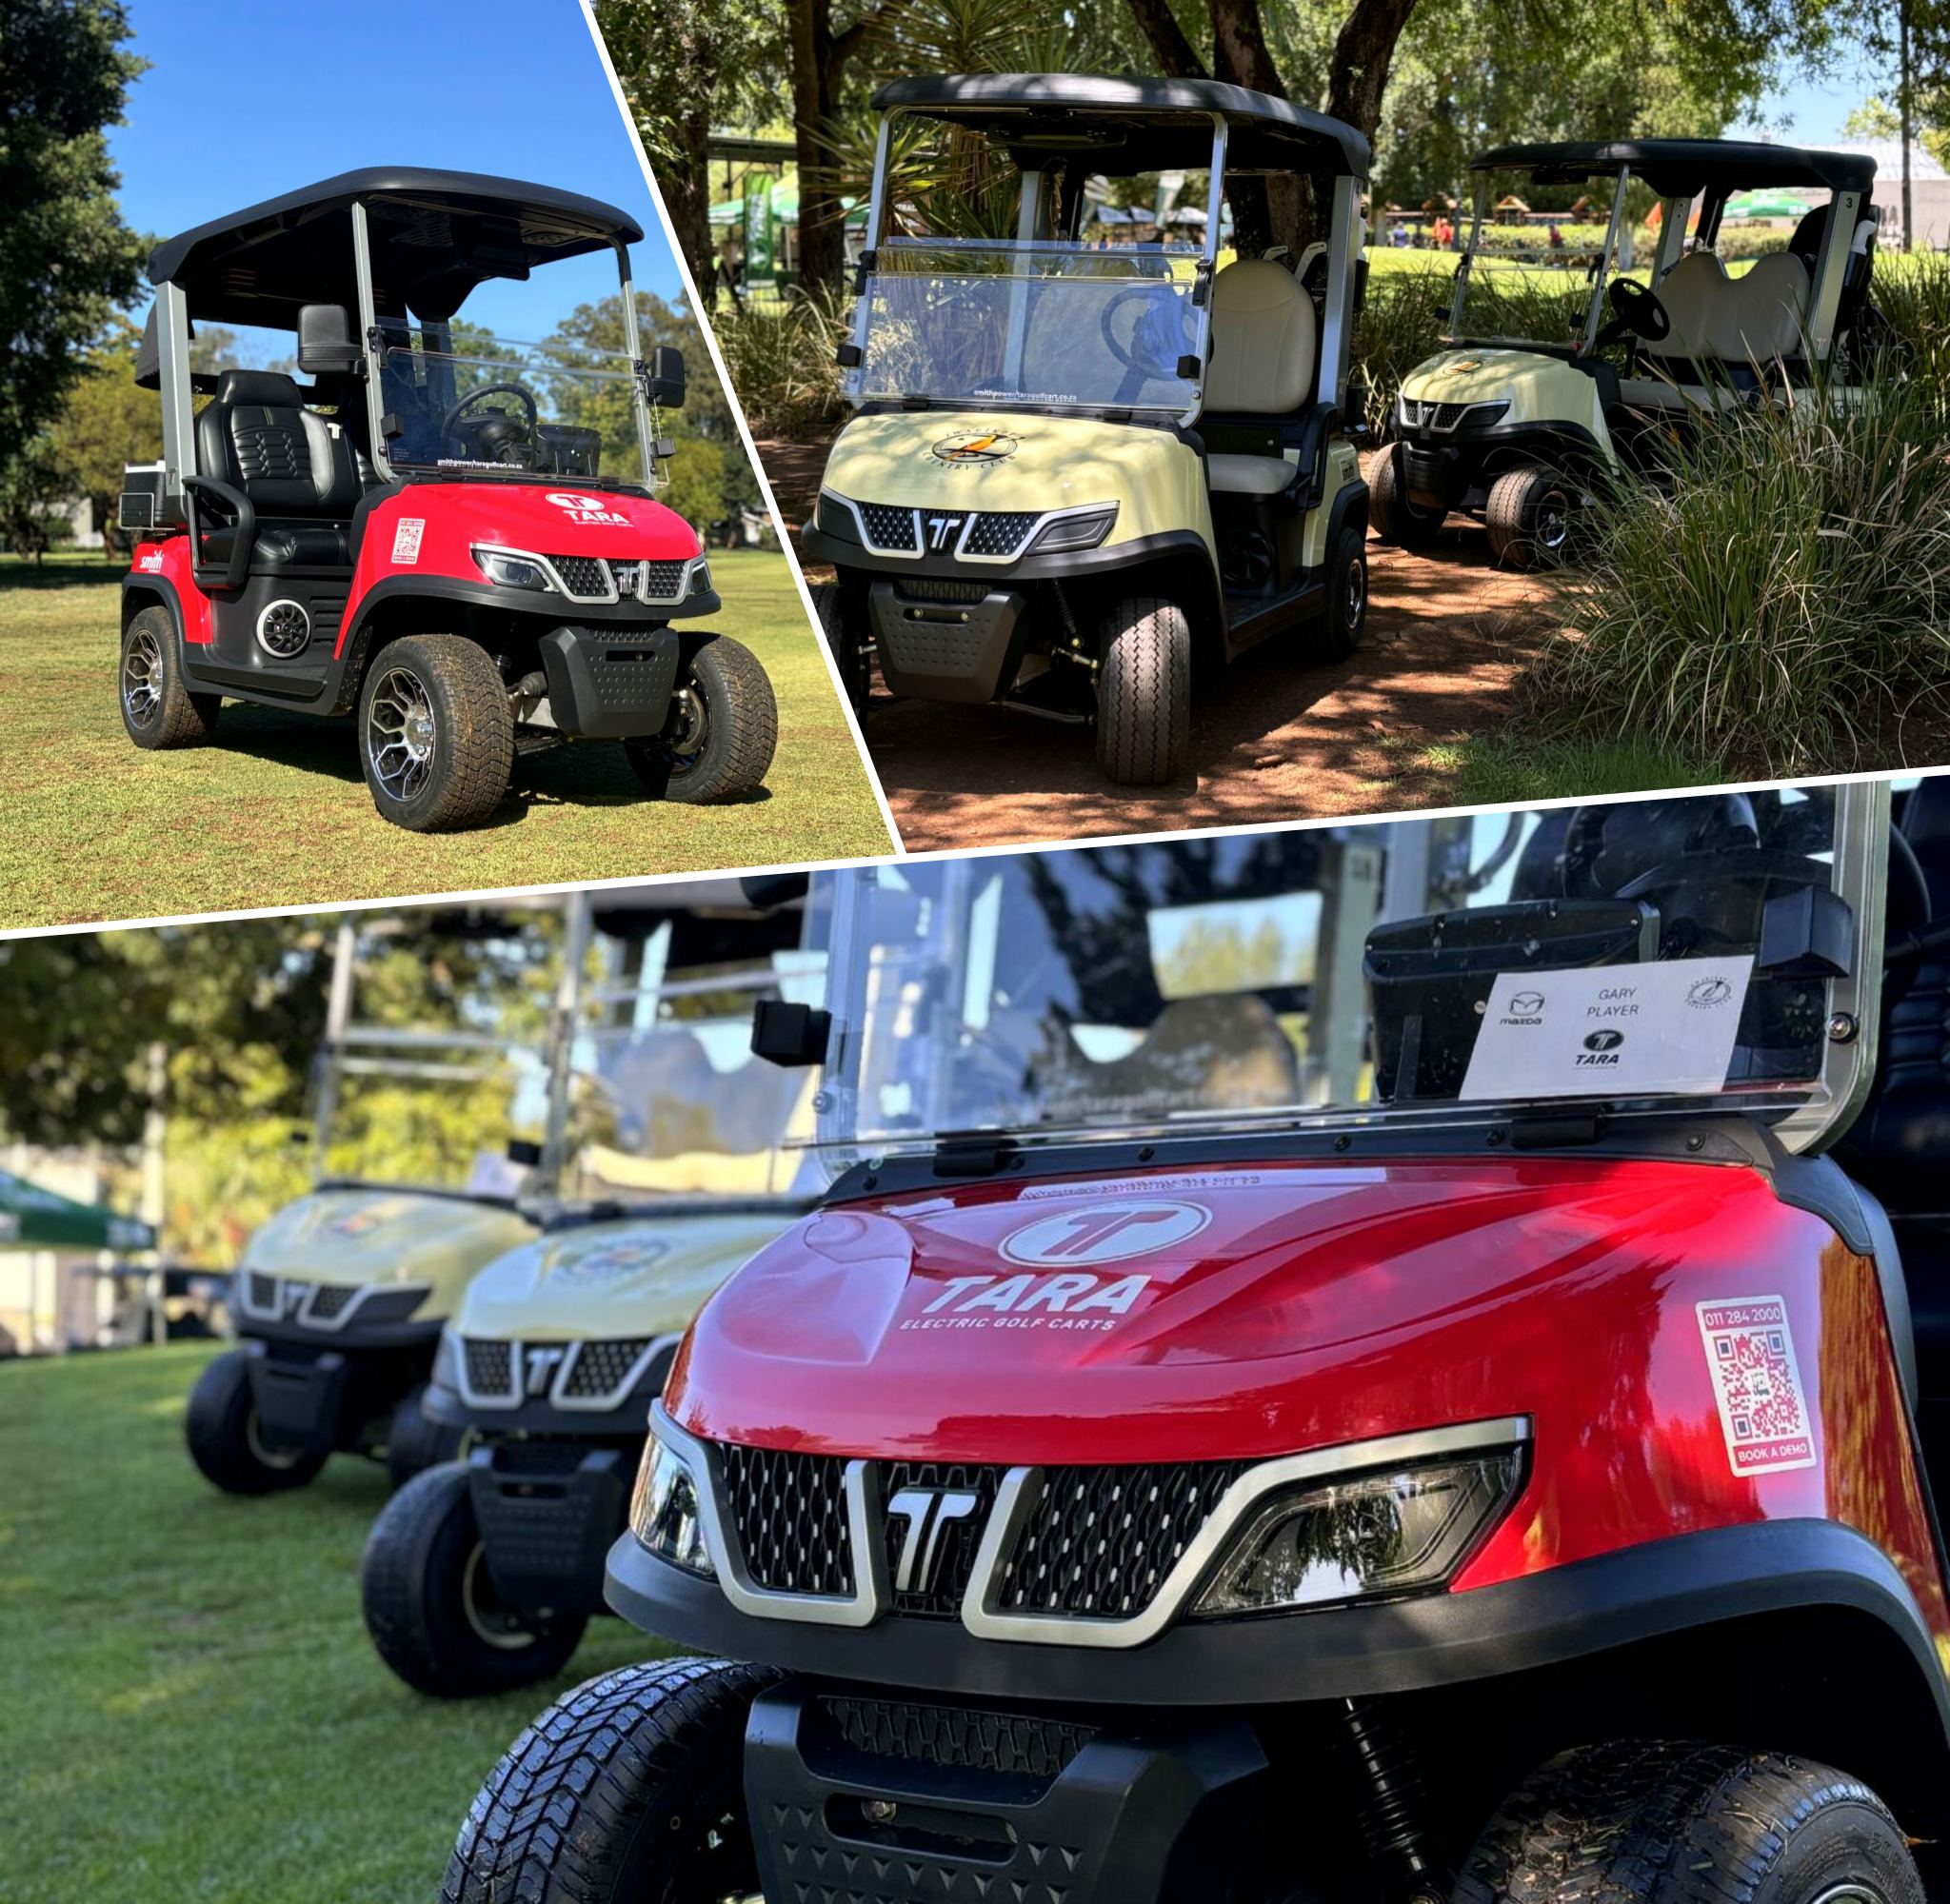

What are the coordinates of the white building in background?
(1836, 139, 1950, 250)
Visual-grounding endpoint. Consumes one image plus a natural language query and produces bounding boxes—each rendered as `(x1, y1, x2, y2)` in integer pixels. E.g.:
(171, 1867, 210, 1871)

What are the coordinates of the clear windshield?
(377, 330, 649, 485)
(815, 785, 1881, 1160)
(857, 241, 1205, 412)
(560, 928, 827, 1203)
(1452, 168, 1624, 342)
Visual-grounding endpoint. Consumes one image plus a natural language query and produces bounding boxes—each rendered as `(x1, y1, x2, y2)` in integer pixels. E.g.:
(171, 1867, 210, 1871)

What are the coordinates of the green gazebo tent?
(0, 1168, 154, 1253)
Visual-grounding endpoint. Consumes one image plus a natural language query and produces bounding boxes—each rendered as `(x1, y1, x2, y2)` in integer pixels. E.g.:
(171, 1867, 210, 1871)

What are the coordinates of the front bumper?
(745, 1680, 1265, 1904)
(538, 625, 686, 740)
(866, 580, 1026, 704)
(468, 1440, 634, 1618)
(242, 1339, 351, 1455)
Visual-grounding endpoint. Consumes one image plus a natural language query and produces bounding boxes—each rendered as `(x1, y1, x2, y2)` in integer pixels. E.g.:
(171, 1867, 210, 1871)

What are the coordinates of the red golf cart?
(119, 169, 773, 830)
(451, 782, 1950, 1904)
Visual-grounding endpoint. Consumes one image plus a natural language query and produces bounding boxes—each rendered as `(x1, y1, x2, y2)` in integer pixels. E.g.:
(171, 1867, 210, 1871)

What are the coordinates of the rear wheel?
(358, 634, 513, 831)
(812, 582, 870, 717)
(184, 1348, 326, 1496)
(362, 1462, 587, 1698)
(626, 634, 777, 803)
(1303, 521, 1368, 664)
(1369, 445, 1446, 549)
(1096, 595, 1190, 785)
(1455, 1740, 1924, 1904)
(444, 1656, 780, 1901)
(121, 606, 221, 748)
(1484, 466, 1573, 570)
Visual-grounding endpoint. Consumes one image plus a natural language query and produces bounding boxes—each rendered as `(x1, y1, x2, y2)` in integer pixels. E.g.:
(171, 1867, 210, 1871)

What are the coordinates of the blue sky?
(1730, 55, 1889, 148)
(109, 0, 683, 342)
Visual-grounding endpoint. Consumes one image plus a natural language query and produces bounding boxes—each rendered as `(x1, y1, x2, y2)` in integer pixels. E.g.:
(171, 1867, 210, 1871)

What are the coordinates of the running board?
(1224, 581, 1327, 654)
(182, 657, 333, 704)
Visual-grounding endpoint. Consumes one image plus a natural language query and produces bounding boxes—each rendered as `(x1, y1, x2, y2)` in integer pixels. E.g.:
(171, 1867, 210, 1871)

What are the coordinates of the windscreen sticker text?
(1457, 956, 1754, 1101)
(1697, 1296, 1818, 1476)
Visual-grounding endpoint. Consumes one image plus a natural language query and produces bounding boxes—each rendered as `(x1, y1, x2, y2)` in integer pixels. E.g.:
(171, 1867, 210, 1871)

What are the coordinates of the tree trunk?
(1900, 0, 1915, 252)
(791, 0, 848, 296)
(1325, 0, 1421, 153)
(664, 109, 721, 307)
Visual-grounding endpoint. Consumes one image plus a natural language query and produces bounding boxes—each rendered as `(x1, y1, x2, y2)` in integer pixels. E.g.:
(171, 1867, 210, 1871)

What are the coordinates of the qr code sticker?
(1696, 1296, 1817, 1476)
(390, 518, 425, 565)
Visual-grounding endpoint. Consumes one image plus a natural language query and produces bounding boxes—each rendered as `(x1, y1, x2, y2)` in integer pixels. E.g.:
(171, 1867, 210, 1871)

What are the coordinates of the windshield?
(560, 922, 828, 1203)
(815, 784, 1882, 1160)
(1451, 168, 1627, 344)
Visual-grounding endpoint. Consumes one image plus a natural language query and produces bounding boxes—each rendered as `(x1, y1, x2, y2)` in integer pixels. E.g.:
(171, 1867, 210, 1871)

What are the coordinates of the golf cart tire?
(443, 1656, 782, 1902)
(362, 1462, 587, 1699)
(1485, 466, 1572, 571)
(384, 1385, 468, 1492)
(1305, 521, 1369, 664)
(357, 634, 513, 832)
(1096, 596, 1191, 785)
(1369, 445, 1445, 548)
(184, 1347, 327, 1495)
(1454, 1740, 1923, 1904)
(121, 606, 221, 749)
(626, 633, 776, 804)
(812, 582, 870, 717)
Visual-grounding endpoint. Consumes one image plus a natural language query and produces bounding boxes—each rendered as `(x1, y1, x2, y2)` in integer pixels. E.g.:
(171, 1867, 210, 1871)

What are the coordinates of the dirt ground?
(758, 438, 1557, 850)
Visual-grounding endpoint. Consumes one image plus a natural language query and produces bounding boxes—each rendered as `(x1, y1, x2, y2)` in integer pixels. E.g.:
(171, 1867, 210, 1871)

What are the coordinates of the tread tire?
(627, 633, 777, 804)
(184, 1348, 326, 1495)
(384, 1384, 468, 1492)
(361, 1461, 587, 1699)
(1305, 521, 1369, 664)
(357, 633, 512, 831)
(1484, 465, 1573, 571)
(1454, 1739, 1924, 1904)
(1369, 444, 1446, 548)
(813, 581, 870, 717)
(443, 1656, 782, 1901)
(121, 605, 221, 748)
(1096, 595, 1190, 785)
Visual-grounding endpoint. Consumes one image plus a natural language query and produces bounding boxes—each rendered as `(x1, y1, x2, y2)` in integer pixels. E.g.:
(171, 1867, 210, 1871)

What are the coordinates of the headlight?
(1026, 506, 1117, 555)
(628, 1432, 715, 1577)
(472, 545, 553, 590)
(1193, 1452, 1521, 1617)
(687, 557, 711, 596)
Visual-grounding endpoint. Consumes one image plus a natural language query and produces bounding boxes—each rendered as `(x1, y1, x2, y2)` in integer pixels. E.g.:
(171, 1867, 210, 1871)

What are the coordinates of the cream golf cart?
(359, 880, 826, 1695)
(1373, 140, 1882, 567)
(805, 75, 1373, 784)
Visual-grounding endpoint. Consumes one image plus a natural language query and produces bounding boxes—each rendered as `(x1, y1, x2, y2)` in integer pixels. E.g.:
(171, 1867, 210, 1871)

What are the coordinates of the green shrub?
(714, 286, 849, 439)
(1525, 367, 1950, 774)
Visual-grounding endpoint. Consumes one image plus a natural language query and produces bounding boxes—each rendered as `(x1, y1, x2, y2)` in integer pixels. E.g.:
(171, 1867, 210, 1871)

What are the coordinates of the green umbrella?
(0, 1168, 154, 1252)
(1725, 189, 1812, 221)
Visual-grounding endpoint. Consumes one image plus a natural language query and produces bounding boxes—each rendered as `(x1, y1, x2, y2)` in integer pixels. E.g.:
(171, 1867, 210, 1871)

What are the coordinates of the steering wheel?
(1607, 277, 1671, 343)
(442, 383, 540, 461)
(1099, 286, 1184, 379)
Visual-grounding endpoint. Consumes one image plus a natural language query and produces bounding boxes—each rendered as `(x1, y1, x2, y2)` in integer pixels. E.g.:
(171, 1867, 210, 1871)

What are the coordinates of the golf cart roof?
(872, 73, 1370, 178)
(1470, 139, 1875, 198)
(148, 168, 645, 327)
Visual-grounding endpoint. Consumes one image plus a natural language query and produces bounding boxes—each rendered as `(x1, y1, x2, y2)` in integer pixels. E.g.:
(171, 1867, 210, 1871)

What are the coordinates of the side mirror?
(1758, 885, 1855, 978)
(645, 344, 686, 407)
(751, 1000, 830, 1068)
(506, 1138, 544, 1168)
(297, 303, 360, 376)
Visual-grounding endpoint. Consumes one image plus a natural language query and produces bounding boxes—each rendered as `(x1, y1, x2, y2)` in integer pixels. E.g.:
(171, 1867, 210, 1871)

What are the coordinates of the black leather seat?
(193, 368, 362, 571)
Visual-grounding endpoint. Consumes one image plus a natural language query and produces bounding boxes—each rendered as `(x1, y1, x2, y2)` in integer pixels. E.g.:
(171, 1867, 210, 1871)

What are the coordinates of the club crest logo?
(554, 1239, 670, 1286)
(1001, 1200, 1211, 1267)
(931, 430, 1019, 465)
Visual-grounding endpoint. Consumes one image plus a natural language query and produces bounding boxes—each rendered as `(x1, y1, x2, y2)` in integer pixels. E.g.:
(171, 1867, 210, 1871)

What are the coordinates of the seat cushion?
(1645, 248, 1811, 370)
(1206, 259, 1317, 414)
(1206, 452, 1294, 496)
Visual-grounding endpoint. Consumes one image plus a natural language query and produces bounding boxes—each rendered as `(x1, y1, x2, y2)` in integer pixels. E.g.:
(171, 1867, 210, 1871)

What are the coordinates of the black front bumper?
(468, 1440, 634, 1618)
(242, 1339, 352, 1455)
(745, 1680, 1265, 1904)
(866, 580, 1027, 704)
(539, 625, 686, 740)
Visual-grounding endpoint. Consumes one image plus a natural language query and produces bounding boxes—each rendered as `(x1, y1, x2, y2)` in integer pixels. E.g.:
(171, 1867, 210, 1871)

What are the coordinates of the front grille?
(306, 1283, 356, 1320)
(882, 1461, 1002, 1618)
(246, 1271, 278, 1312)
(549, 553, 612, 599)
(896, 577, 987, 604)
(995, 1460, 1251, 1616)
(561, 1337, 651, 1398)
(823, 1696, 1096, 1778)
(1403, 398, 1508, 431)
(635, 559, 687, 602)
(858, 502, 919, 551)
(719, 1443, 855, 1597)
(962, 510, 1039, 558)
(463, 1337, 515, 1398)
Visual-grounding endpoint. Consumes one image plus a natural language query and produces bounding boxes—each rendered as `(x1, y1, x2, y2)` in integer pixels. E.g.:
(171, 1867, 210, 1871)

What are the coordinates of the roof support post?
(154, 282, 195, 506)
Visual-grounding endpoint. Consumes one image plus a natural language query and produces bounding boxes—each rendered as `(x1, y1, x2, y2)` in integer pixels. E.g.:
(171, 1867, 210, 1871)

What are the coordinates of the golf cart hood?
(238, 1186, 537, 1306)
(823, 410, 1209, 551)
(1401, 347, 1610, 445)
(450, 1205, 804, 1344)
(669, 1153, 1864, 1497)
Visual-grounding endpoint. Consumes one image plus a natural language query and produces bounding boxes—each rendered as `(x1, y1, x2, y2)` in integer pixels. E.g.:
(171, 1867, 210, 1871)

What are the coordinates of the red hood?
(669, 1155, 1835, 1467)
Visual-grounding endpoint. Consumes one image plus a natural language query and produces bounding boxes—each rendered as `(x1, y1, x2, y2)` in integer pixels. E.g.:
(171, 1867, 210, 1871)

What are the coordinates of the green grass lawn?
(1, 1341, 669, 1902)
(0, 549, 891, 931)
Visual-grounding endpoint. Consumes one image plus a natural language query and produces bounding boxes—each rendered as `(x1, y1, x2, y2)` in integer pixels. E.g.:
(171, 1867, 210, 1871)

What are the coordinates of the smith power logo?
(931, 430, 1018, 465)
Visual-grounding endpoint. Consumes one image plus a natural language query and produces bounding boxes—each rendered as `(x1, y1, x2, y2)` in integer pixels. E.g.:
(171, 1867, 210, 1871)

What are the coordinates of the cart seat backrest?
(1644, 249, 1811, 369)
(1206, 259, 1317, 413)
(194, 369, 363, 519)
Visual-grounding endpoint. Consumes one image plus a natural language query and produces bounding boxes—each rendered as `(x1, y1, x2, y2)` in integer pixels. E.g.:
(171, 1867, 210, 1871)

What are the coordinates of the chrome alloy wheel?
(366, 665, 438, 803)
(123, 624, 164, 725)
(1537, 491, 1571, 552)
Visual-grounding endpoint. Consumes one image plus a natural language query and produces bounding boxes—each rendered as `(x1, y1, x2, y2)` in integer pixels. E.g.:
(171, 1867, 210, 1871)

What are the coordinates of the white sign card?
(1458, 956, 1754, 1101)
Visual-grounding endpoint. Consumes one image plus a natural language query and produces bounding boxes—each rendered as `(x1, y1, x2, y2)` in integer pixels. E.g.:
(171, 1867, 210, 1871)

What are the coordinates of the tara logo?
(1001, 1200, 1210, 1267)
(544, 490, 631, 526)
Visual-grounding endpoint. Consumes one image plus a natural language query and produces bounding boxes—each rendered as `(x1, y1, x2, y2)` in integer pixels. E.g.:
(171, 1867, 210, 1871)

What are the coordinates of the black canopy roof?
(148, 169, 644, 328)
(1469, 139, 1875, 198)
(872, 74, 1369, 179)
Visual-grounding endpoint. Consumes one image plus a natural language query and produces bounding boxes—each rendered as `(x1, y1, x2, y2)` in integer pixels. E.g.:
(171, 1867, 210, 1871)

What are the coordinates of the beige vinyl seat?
(1642, 248, 1812, 374)
(1203, 258, 1318, 496)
